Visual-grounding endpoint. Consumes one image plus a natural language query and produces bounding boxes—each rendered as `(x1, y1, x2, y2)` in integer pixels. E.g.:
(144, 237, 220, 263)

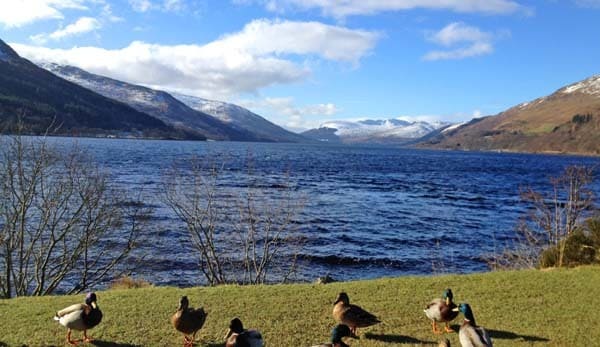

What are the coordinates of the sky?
(1, 1, 600, 132)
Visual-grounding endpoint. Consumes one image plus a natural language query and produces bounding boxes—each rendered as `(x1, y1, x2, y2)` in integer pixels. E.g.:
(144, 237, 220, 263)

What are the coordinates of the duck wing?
(460, 325, 492, 347)
(55, 303, 87, 319)
(238, 329, 263, 347)
(344, 304, 380, 327)
(424, 298, 444, 320)
(191, 307, 207, 326)
(475, 326, 493, 347)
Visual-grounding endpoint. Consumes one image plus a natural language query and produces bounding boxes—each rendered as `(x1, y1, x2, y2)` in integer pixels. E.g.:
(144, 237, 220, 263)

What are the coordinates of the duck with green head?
(452, 303, 493, 347)
(424, 288, 459, 334)
(311, 324, 358, 347)
(171, 296, 207, 347)
(53, 292, 102, 345)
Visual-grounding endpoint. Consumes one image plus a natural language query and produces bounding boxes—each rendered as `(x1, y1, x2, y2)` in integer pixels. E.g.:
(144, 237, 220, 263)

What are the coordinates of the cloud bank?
(12, 19, 380, 99)
(246, 0, 530, 17)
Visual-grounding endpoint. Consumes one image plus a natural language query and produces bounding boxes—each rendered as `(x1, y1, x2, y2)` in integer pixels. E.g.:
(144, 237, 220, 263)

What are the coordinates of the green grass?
(1, 266, 599, 346)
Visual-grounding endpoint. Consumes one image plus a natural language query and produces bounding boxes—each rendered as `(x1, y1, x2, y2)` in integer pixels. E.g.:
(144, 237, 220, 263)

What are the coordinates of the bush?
(539, 229, 596, 267)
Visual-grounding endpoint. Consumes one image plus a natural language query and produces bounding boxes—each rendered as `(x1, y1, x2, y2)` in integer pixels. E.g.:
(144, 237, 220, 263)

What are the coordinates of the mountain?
(173, 94, 307, 143)
(39, 63, 268, 141)
(421, 75, 600, 155)
(302, 119, 449, 144)
(0, 39, 198, 140)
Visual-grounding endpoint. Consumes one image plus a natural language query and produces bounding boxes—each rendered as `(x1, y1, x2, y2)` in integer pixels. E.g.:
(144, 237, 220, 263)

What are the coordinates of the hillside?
(174, 93, 308, 143)
(422, 75, 600, 155)
(1, 267, 598, 346)
(39, 63, 263, 142)
(0, 40, 200, 140)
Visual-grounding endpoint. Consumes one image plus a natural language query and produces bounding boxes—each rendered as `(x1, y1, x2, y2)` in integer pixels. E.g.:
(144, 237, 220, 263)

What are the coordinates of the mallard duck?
(424, 288, 459, 334)
(225, 317, 264, 347)
(452, 303, 493, 347)
(332, 292, 380, 335)
(310, 324, 358, 347)
(171, 296, 207, 347)
(53, 292, 103, 345)
(439, 338, 451, 347)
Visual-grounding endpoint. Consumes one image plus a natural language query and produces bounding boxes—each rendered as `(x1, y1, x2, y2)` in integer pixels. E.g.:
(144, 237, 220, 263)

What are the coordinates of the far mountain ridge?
(421, 75, 600, 155)
(302, 118, 450, 144)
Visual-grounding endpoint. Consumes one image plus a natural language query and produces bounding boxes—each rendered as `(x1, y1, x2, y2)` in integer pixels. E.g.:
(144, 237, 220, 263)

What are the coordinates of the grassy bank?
(1, 267, 599, 346)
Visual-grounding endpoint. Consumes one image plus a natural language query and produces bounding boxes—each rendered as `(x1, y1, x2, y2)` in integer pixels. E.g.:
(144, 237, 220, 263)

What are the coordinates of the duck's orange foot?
(66, 330, 81, 345)
(183, 335, 194, 347)
(67, 339, 80, 346)
(444, 326, 455, 333)
(83, 330, 94, 343)
(432, 321, 442, 335)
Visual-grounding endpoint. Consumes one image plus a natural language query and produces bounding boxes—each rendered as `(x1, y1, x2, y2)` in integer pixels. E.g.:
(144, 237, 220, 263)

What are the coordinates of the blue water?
(46, 137, 600, 287)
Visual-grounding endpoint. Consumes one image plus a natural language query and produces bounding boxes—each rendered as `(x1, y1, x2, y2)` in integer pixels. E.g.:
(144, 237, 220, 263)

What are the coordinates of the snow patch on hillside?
(442, 122, 465, 133)
(175, 94, 234, 123)
(561, 75, 600, 95)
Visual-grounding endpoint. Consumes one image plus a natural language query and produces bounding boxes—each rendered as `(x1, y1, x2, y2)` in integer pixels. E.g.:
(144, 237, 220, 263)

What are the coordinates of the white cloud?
(12, 19, 379, 100)
(427, 22, 491, 47)
(31, 17, 101, 43)
(423, 22, 498, 61)
(246, 0, 531, 17)
(238, 97, 340, 130)
(129, 0, 190, 12)
(164, 0, 186, 11)
(129, 0, 155, 12)
(101, 4, 124, 22)
(0, 0, 88, 28)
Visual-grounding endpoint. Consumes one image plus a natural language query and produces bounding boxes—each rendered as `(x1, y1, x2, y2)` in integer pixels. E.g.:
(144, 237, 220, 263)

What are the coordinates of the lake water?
(46, 137, 600, 287)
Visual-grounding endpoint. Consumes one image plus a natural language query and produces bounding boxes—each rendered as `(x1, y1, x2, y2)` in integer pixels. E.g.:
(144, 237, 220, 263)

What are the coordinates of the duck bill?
(91, 302, 98, 309)
(452, 307, 459, 312)
(224, 329, 233, 339)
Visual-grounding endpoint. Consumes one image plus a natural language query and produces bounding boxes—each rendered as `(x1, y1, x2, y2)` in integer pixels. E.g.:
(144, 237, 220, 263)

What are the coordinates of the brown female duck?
(171, 296, 207, 347)
(332, 292, 380, 335)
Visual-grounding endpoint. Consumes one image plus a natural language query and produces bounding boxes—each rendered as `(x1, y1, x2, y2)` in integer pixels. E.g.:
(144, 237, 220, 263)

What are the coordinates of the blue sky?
(1, 1, 600, 131)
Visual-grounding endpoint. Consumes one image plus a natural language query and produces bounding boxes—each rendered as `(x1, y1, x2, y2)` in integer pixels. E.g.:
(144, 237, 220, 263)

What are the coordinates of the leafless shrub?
(488, 165, 596, 270)
(0, 135, 147, 297)
(162, 156, 305, 286)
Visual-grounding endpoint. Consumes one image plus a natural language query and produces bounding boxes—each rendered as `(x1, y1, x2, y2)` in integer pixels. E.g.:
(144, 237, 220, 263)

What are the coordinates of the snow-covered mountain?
(39, 63, 305, 142)
(302, 118, 450, 144)
(173, 93, 307, 143)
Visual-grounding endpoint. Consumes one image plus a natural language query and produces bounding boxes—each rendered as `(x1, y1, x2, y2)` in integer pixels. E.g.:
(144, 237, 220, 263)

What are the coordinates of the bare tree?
(0, 135, 146, 297)
(162, 157, 304, 285)
(520, 166, 595, 267)
(489, 165, 596, 269)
